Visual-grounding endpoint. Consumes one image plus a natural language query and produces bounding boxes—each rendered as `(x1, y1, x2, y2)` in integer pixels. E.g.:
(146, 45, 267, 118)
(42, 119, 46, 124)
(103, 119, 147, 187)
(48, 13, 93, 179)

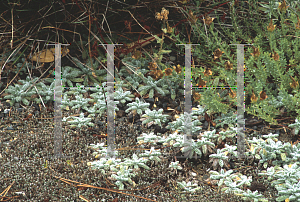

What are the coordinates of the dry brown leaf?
(272, 51, 280, 61)
(251, 90, 258, 103)
(30, 47, 69, 64)
(213, 48, 224, 60)
(250, 47, 260, 57)
(289, 75, 299, 89)
(278, 0, 289, 13)
(203, 15, 215, 26)
(225, 61, 233, 70)
(267, 19, 276, 32)
(259, 90, 268, 100)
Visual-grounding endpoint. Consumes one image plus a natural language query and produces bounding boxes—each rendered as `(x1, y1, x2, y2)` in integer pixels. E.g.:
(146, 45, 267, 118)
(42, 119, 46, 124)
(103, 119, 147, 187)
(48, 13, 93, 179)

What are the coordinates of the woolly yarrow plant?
(177, 181, 201, 193)
(111, 164, 136, 190)
(114, 87, 134, 104)
(141, 108, 169, 127)
(122, 153, 150, 170)
(166, 112, 202, 134)
(209, 169, 268, 202)
(125, 97, 150, 115)
(62, 113, 94, 128)
(2, 76, 38, 106)
(174, 137, 215, 159)
(138, 76, 169, 98)
(50, 66, 83, 87)
(137, 132, 164, 146)
(259, 163, 300, 202)
(72, 56, 107, 86)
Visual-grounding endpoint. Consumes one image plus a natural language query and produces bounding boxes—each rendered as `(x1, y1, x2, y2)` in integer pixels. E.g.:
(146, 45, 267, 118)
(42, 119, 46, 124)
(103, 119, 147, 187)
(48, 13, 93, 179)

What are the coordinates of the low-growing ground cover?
(1, 1, 300, 201)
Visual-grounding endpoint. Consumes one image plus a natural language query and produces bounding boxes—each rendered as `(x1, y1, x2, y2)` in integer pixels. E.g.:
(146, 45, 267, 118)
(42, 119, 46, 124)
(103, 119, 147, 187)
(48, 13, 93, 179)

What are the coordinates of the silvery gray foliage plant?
(210, 169, 268, 201)
(64, 84, 88, 95)
(61, 93, 72, 109)
(169, 161, 182, 170)
(159, 131, 183, 146)
(111, 164, 136, 190)
(222, 173, 252, 194)
(114, 87, 134, 104)
(69, 94, 91, 112)
(288, 118, 300, 135)
(122, 76, 141, 90)
(239, 189, 268, 202)
(173, 137, 215, 159)
(57, 66, 83, 87)
(87, 98, 119, 117)
(259, 163, 300, 202)
(89, 142, 119, 159)
(72, 56, 107, 86)
(62, 113, 94, 128)
(209, 149, 229, 169)
(217, 127, 237, 143)
(166, 112, 202, 134)
(209, 169, 234, 187)
(141, 108, 169, 127)
(138, 76, 169, 98)
(125, 97, 150, 115)
(122, 153, 150, 170)
(214, 111, 237, 128)
(137, 132, 163, 146)
(2, 76, 38, 106)
(34, 81, 55, 104)
(138, 147, 162, 163)
(177, 181, 201, 193)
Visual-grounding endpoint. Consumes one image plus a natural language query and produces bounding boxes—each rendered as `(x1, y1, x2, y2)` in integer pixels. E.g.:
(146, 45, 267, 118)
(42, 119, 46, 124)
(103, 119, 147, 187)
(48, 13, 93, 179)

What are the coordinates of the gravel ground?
(0, 101, 294, 201)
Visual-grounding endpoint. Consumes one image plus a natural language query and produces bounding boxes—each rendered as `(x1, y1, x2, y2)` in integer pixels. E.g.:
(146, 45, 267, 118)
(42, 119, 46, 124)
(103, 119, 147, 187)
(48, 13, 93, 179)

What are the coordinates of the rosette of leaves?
(114, 87, 134, 104)
(177, 181, 201, 193)
(259, 163, 300, 202)
(88, 142, 119, 159)
(62, 113, 94, 128)
(138, 147, 162, 163)
(209, 169, 234, 187)
(239, 189, 268, 202)
(69, 94, 92, 112)
(161, 74, 184, 100)
(2, 77, 38, 106)
(159, 131, 182, 146)
(61, 93, 73, 110)
(122, 153, 150, 170)
(222, 174, 252, 195)
(33, 81, 55, 104)
(63, 83, 89, 96)
(214, 111, 237, 128)
(123, 75, 142, 90)
(288, 118, 300, 135)
(138, 76, 169, 98)
(141, 108, 169, 127)
(166, 112, 202, 133)
(44, 66, 83, 87)
(179, 138, 215, 159)
(87, 157, 108, 174)
(125, 97, 150, 115)
(137, 132, 163, 146)
(88, 98, 119, 117)
(209, 149, 229, 170)
(111, 165, 136, 190)
(258, 138, 294, 168)
(72, 56, 108, 86)
(217, 127, 237, 144)
(169, 161, 182, 170)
